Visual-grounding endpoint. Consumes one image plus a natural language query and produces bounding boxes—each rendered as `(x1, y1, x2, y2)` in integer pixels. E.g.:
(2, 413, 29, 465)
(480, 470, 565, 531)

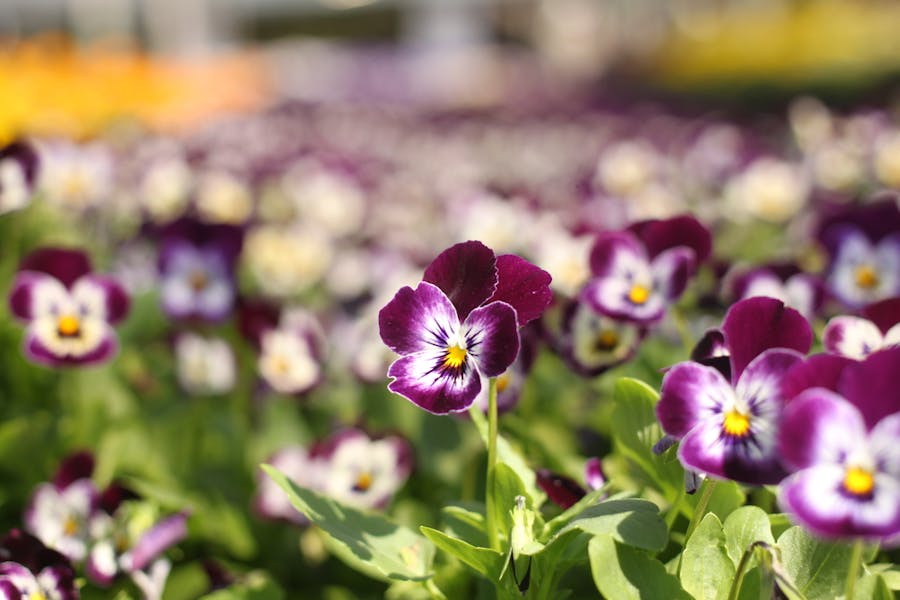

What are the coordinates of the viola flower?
(158, 221, 242, 322)
(255, 446, 322, 524)
(38, 140, 112, 212)
(725, 264, 824, 320)
(256, 309, 325, 396)
(379, 241, 552, 414)
(313, 429, 413, 511)
(174, 333, 237, 395)
(537, 458, 606, 510)
(657, 297, 813, 485)
(473, 322, 540, 414)
(778, 348, 900, 543)
(0, 530, 78, 600)
(823, 298, 900, 360)
(0, 140, 39, 214)
(581, 215, 711, 324)
(9, 248, 130, 367)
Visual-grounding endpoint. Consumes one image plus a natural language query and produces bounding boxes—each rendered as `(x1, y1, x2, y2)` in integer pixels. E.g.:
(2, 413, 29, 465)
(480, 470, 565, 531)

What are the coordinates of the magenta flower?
(9, 248, 130, 367)
(657, 297, 812, 485)
(581, 215, 711, 324)
(778, 348, 900, 543)
(0, 530, 78, 600)
(379, 241, 552, 414)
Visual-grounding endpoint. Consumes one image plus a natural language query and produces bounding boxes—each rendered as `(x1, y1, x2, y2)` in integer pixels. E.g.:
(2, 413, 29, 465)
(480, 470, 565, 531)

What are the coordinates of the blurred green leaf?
(199, 571, 285, 600)
(589, 534, 691, 600)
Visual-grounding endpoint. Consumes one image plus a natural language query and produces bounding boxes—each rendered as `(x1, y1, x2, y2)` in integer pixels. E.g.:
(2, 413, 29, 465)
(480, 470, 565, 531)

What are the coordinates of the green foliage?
(589, 535, 691, 600)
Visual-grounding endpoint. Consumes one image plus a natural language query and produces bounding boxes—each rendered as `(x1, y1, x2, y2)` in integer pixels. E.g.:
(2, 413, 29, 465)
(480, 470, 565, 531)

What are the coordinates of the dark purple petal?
(652, 246, 695, 301)
(236, 298, 280, 348)
(463, 301, 519, 377)
(587, 231, 645, 277)
(823, 316, 882, 360)
(8, 272, 54, 321)
(76, 275, 130, 324)
(378, 282, 459, 356)
(157, 219, 243, 268)
(0, 140, 39, 187)
(387, 352, 482, 414)
(778, 389, 867, 470)
(722, 297, 813, 382)
(862, 298, 900, 335)
(23, 329, 118, 368)
(585, 458, 605, 491)
(0, 579, 21, 600)
(485, 254, 552, 326)
(122, 513, 188, 573)
(690, 329, 731, 379)
(98, 483, 138, 515)
(838, 347, 900, 429)
(36, 565, 79, 600)
(53, 452, 95, 490)
(628, 214, 712, 263)
(18, 248, 92, 288)
(658, 361, 733, 438)
(781, 353, 854, 401)
(536, 469, 586, 509)
(422, 241, 497, 321)
(817, 197, 900, 255)
(0, 529, 72, 574)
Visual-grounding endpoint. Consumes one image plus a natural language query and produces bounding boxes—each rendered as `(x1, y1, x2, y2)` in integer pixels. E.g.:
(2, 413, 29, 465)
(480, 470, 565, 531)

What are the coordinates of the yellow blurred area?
(652, 0, 900, 87)
(0, 35, 271, 142)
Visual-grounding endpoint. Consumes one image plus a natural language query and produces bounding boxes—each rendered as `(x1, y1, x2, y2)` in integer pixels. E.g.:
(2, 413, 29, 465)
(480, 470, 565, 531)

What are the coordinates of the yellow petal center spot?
(57, 314, 81, 337)
(722, 409, 751, 437)
(63, 516, 79, 536)
(30, 592, 47, 600)
(496, 373, 511, 393)
(854, 265, 879, 289)
(353, 472, 373, 492)
(843, 466, 875, 496)
(628, 284, 650, 305)
(189, 270, 209, 291)
(443, 345, 467, 370)
(595, 330, 620, 351)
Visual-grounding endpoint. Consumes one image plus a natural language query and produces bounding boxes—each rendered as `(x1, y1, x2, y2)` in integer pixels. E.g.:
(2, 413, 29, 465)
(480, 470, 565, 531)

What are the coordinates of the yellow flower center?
(628, 284, 650, 305)
(442, 345, 468, 370)
(63, 516, 79, 536)
(189, 270, 209, 291)
(722, 409, 751, 437)
(496, 373, 511, 393)
(353, 472, 373, 492)
(30, 592, 47, 600)
(843, 466, 875, 496)
(57, 314, 81, 337)
(854, 265, 879, 290)
(595, 330, 620, 351)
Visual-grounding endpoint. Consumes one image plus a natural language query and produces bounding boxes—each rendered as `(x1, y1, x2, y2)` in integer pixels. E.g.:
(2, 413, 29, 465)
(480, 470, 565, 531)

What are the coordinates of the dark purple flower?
(379, 241, 552, 414)
(657, 297, 813, 485)
(537, 457, 607, 510)
(0, 140, 39, 214)
(0, 530, 78, 600)
(778, 348, 900, 543)
(823, 298, 900, 360)
(9, 248, 130, 367)
(581, 215, 711, 324)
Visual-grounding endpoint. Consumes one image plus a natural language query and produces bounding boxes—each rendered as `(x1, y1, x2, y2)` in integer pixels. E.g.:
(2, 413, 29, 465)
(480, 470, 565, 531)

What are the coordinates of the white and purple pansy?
(0, 140, 39, 215)
(778, 348, 900, 543)
(823, 298, 900, 360)
(379, 241, 552, 414)
(551, 297, 644, 377)
(312, 429, 413, 511)
(157, 221, 242, 322)
(725, 263, 824, 320)
(0, 530, 78, 600)
(9, 248, 130, 367)
(581, 215, 711, 324)
(657, 297, 813, 485)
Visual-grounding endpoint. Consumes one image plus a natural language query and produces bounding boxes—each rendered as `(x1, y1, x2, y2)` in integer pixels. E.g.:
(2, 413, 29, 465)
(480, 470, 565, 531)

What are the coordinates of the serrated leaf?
(589, 535, 691, 600)
(262, 464, 434, 582)
(420, 527, 504, 579)
(680, 513, 735, 600)
(777, 526, 854, 600)
(723, 506, 775, 568)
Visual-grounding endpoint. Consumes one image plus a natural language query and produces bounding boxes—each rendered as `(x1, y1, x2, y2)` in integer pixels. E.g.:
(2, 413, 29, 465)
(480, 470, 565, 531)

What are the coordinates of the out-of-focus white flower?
(286, 166, 366, 238)
(811, 139, 865, 192)
(532, 224, 592, 297)
(140, 158, 193, 224)
(455, 191, 532, 254)
(175, 333, 236, 395)
(595, 140, 660, 197)
(244, 224, 334, 297)
(258, 309, 324, 395)
(788, 96, 833, 151)
(195, 171, 253, 225)
(39, 141, 112, 211)
(725, 158, 810, 223)
(874, 129, 900, 190)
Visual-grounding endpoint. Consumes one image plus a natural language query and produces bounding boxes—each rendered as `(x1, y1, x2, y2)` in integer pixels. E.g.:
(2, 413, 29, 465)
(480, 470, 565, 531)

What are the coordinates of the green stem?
(844, 539, 864, 600)
(726, 544, 756, 600)
(485, 377, 500, 551)
(424, 578, 448, 600)
(684, 478, 717, 543)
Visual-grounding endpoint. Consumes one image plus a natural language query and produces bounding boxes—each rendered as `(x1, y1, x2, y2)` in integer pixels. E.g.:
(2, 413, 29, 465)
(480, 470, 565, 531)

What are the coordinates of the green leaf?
(680, 513, 735, 600)
(557, 498, 668, 552)
(419, 527, 504, 579)
(469, 408, 545, 506)
(777, 526, 854, 600)
(589, 535, 691, 600)
(867, 564, 900, 591)
(723, 506, 775, 568)
(441, 504, 487, 548)
(491, 462, 528, 540)
(198, 571, 285, 600)
(541, 487, 607, 539)
(610, 378, 683, 501)
(854, 574, 893, 600)
(687, 480, 746, 524)
(261, 464, 434, 582)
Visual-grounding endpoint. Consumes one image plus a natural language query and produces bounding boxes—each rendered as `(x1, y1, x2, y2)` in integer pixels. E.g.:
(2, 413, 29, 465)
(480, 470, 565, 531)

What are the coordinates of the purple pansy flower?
(725, 263, 824, 320)
(379, 241, 552, 414)
(0, 140, 39, 214)
(0, 530, 78, 600)
(778, 348, 900, 543)
(9, 248, 130, 367)
(581, 215, 711, 324)
(657, 297, 813, 485)
(158, 221, 242, 322)
(823, 298, 900, 360)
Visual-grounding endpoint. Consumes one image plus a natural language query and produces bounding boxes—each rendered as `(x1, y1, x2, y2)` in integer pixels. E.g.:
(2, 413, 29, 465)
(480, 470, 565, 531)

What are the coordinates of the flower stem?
(844, 539, 864, 600)
(726, 544, 756, 600)
(684, 478, 717, 544)
(485, 376, 500, 551)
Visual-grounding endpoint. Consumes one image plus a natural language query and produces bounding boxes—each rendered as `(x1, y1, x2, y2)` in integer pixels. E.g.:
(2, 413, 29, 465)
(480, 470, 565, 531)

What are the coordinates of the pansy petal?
(24, 328, 117, 367)
(463, 301, 519, 377)
(781, 353, 853, 401)
(120, 513, 188, 573)
(0, 579, 21, 600)
(73, 275, 130, 324)
(722, 297, 813, 382)
(8, 272, 66, 321)
(735, 348, 804, 411)
(658, 362, 733, 438)
(839, 347, 900, 429)
(651, 246, 695, 301)
(388, 352, 482, 414)
(86, 540, 118, 585)
(628, 214, 712, 263)
(485, 254, 552, 326)
(536, 470, 586, 509)
(36, 565, 78, 600)
(379, 282, 459, 356)
(585, 458, 605, 490)
(581, 277, 666, 323)
(52, 452, 95, 490)
(779, 389, 868, 470)
(780, 466, 900, 541)
(587, 231, 645, 277)
(870, 412, 900, 478)
(823, 316, 883, 360)
(18, 248, 92, 288)
(862, 297, 900, 335)
(422, 241, 497, 321)
(677, 417, 786, 485)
